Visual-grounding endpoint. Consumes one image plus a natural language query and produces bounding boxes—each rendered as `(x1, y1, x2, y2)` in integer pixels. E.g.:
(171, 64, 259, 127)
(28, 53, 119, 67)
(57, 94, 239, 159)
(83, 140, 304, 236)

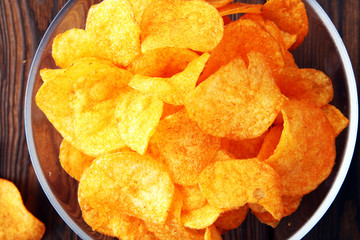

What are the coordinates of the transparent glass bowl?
(24, 0, 358, 239)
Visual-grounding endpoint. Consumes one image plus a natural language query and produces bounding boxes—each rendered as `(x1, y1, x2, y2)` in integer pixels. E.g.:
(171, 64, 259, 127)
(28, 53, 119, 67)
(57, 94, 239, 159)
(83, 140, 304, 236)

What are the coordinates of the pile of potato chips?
(36, 0, 349, 239)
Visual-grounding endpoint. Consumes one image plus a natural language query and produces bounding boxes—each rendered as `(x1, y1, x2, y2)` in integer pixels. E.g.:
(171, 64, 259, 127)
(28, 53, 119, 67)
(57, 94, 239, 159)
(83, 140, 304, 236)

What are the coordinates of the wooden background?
(0, 0, 359, 239)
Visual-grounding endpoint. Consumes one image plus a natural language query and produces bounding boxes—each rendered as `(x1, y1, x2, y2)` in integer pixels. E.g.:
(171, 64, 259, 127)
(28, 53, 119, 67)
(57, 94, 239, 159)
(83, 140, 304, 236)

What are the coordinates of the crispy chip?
(59, 139, 94, 181)
(181, 203, 222, 229)
(128, 47, 199, 78)
(39, 68, 64, 83)
(257, 125, 283, 161)
(0, 179, 45, 240)
(204, 225, 222, 240)
(199, 158, 283, 220)
(52, 28, 91, 68)
(250, 206, 280, 228)
(321, 104, 349, 136)
(262, 100, 336, 197)
(129, 53, 209, 105)
(86, 0, 141, 66)
(177, 184, 207, 211)
(274, 68, 334, 107)
(149, 110, 221, 186)
(199, 19, 284, 82)
(128, 0, 154, 24)
(187, 52, 285, 140)
(141, 0, 223, 52)
(214, 206, 249, 231)
(115, 89, 163, 155)
(206, 0, 233, 8)
(262, 0, 308, 49)
(161, 103, 184, 119)
(78, 152, 174, 224)
(217, 3, 262, 16)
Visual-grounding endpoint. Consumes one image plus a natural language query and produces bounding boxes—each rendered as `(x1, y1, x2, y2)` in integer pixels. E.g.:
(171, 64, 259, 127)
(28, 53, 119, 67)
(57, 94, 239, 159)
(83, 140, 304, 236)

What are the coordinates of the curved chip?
(204, 225, 223, 240)
(149, 110, 221, 186)
(141, 0, 223, 53)
(263, 100, 336, 197)
(274, 67, 334, 107)
(217, 3, 262, 16)
(59, 139, 94, 181)
(115, 89, 163, 155)
(129, 53, 209, 105)
(78, 152, 174, 224)
(214, 206, 249, 231)
(0, 179, 45, 240)
(181, 203, 222, 229)
(186, 52, 285, 140)
(39, 68, 65, 83)
(86, 0, 141, 67)
(321, 104, 349, 137)
(199, 158, 284, 220)
(52, 28, 91, 68)
(177, 184, 207, 211)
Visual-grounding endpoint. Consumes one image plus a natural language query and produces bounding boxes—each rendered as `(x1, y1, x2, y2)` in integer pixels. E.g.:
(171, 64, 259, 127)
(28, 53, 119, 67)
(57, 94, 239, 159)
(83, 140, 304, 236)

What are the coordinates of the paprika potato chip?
(129, 53, 209, 105)
(205, 0, 233, 8)
(177, 184, 207, 211)
(186, 52, 285, 140)
(149, 110, 221, 186)
(141, 0, 224, 52)
(86, 0, 141, 67)
(181, 203, 222, 229)
(217, 3, 262, 17)
(214, 206, 249, 231)
(204, 225, 223, 240)
(52, 28, 91, 68)
(78, 152, 174, 224)
(0, 179, 45, 240)
(128, 0, 154, 24)
(59, 139, 94, 181)
(322, 104, 349, 136)
(274, 67, 334, 107)
(128, 47, 199, 78)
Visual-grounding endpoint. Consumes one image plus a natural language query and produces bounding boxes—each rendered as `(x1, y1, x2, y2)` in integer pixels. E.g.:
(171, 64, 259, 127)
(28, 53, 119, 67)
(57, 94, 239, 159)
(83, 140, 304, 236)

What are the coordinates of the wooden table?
(0, 0, 359, 239)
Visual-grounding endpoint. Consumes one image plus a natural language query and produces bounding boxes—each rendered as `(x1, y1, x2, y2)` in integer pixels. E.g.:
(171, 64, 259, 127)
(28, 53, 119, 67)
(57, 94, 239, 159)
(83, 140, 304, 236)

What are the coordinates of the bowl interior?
(24, 0, 358, 239)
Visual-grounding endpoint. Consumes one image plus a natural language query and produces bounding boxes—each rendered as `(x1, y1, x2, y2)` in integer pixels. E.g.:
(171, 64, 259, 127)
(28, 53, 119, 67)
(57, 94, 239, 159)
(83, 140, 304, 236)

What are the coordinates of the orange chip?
(204, 225, 223, 240)
(187, 52, 285, 140)
(86, 0, 141, 67)
(0, 179, 45, 240)
(177, 184, 207, 211)
(128, 47, 199, 78)
(129, 53, 209, 105)
(39, 68, 64, 83)
(78, 152, 174, 224)
(262, 0, 308, 49)
(199, 18, 284, 82)
(217, 3, 262, 17)
(161, 103, 184, 119)
(214, 206, 249, 231)
(263, 100, 336, 197)
(115, 89, 163, 155)
(199, 158, 284, 220)
(206, 0, 233, 8)
(149, 110, 221, 186)
(52, 28, 91, 68)
(274, 68, 334, 107)
(257, 125, 283, 161)
(321, 104, 349, 137)
(181, 203, 222, 229)
(141, 0, 224, 53)
(128, 0, 154, 24)
(59, 139, 94, 181)
(250, 207, 280, 228)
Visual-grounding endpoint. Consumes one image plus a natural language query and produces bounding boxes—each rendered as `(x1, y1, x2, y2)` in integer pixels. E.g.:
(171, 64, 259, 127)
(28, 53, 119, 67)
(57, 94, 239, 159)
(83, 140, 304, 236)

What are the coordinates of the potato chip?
(250, 207, 279, 228)
(39, 68, 64, 83)
(80, 206, 156, 240)
(274, 67, 334, 107)
(204, 225, 222, 240)
(161, 103, 184, 119)
(59, 139, 94, 181)
(146, 188, 204, 240)
(86, 0, 141, 67)
(149, 110, 221, 186)
(257, 125, 283, 161)
(187, 52, 285, 140)
(70, 59, 132, 156)
(128, 47, 199, 78)
(199, 158, 284, 220)
(177, 184, 207, 211)
(115, 89, 163, 155)
(78, 152, 174, 224)
(206, 0, 233, 8)
(0, 179, 45, 240)
(217, 3, 262, 16)
(52, 28, 91, 68)
(214, 206, 249, 231)
(321, 104, 349, 136)
(181, 203, 222, 229)
(199, 19, 284, 82)
(140, 0, 224, 52)
(262, 100, 336, 197)
(129, 53, 209, 105)
(128, 0, 154, 24)
(262, 0, 308, 49)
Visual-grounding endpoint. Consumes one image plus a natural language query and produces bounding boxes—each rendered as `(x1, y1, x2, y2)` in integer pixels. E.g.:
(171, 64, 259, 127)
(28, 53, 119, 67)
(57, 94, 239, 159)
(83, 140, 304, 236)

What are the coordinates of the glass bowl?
(24, 0, 358, 239)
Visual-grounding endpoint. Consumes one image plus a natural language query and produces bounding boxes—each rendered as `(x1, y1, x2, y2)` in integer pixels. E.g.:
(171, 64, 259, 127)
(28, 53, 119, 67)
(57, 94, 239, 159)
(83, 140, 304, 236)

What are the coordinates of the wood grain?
(0, 0, 359, 239)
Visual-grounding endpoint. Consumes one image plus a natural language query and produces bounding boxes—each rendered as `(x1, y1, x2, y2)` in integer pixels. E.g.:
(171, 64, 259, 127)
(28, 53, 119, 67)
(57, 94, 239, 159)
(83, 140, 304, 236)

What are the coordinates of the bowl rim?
(24, 0, 359, 240)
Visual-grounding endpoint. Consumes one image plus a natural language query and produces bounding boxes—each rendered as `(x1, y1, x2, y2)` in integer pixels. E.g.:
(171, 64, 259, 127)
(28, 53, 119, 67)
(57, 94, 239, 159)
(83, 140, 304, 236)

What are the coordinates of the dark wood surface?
(0, 0, 359, 239)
